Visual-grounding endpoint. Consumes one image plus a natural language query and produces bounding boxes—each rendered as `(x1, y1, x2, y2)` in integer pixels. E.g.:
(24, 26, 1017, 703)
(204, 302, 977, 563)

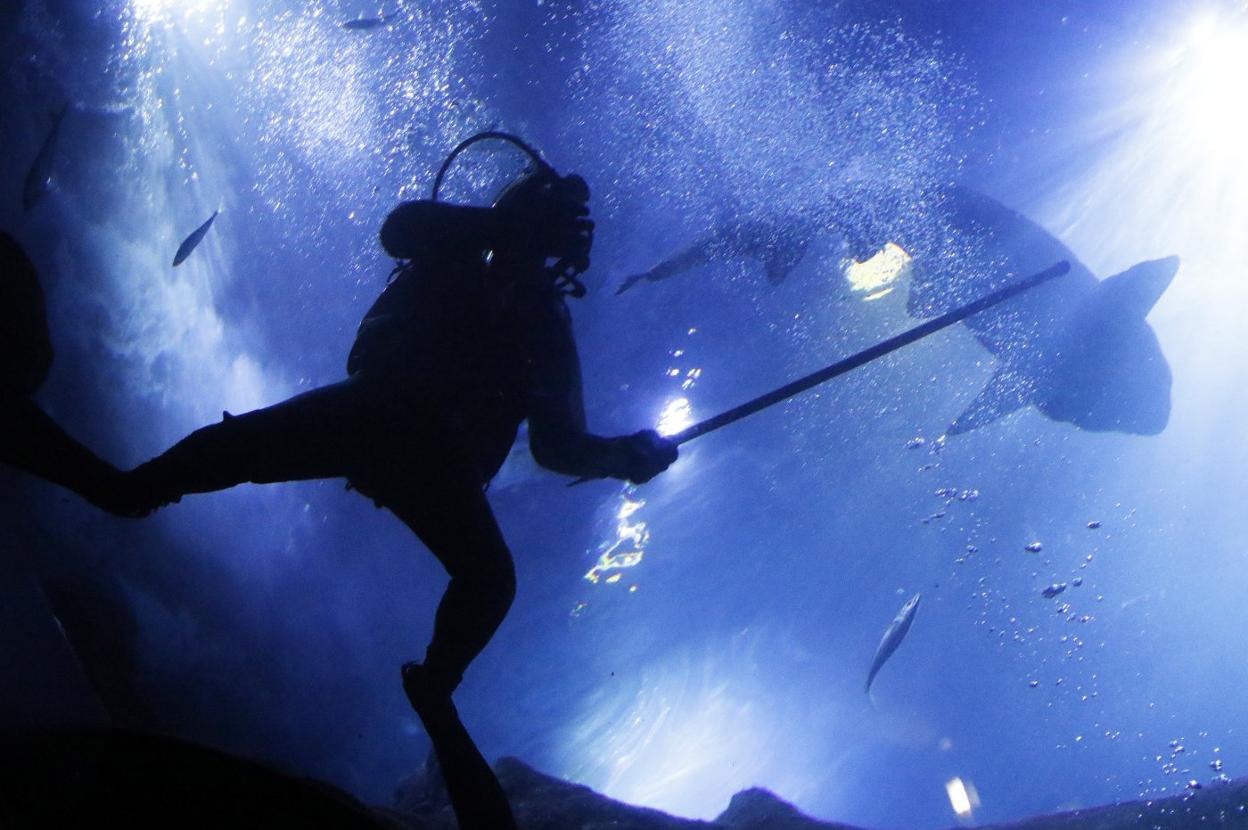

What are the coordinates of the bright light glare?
(945, 777, 980, 818)
(1169, 15, 1248, 165)
(656, 397, 694, 436)
(130, 0, 226, 24)
(585, 496, 650, 584)
(1045, 9, 1248, 294)
(845, 242, 912, 301)
(130, 0, 172, 20)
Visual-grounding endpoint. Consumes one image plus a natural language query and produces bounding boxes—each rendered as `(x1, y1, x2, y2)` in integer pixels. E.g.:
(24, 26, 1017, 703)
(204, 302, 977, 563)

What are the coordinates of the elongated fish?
(865, 592, 921, 695)
(172, 209, 219, 266)
(341, 13, 391, 30)
(23, 105, 70, 211)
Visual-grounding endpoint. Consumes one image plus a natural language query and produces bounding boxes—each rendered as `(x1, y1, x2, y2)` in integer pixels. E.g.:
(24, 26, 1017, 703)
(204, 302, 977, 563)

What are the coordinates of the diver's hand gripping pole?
(568, 259, 1071, 486)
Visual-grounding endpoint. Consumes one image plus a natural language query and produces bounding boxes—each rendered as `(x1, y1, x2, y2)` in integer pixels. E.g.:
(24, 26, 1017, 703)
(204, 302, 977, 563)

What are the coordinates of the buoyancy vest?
(348, 248, 569, 483)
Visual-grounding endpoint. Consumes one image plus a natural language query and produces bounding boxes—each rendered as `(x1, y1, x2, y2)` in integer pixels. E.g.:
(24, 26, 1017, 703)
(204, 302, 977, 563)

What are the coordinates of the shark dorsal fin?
(1097, 256, 1179, 319)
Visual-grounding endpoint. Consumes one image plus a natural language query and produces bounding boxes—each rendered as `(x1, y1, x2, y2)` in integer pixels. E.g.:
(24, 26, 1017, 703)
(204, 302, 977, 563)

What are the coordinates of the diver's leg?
(377, 482, 517, 830)
(0, 396, 125, 511)
(383, 483, 517, 696)
(120, 380, 369, 515)
(0, 233, 123, 509)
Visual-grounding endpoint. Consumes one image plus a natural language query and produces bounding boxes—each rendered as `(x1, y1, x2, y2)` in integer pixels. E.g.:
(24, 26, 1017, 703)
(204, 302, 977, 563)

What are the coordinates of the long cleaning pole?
(570, 259, 1070, 486)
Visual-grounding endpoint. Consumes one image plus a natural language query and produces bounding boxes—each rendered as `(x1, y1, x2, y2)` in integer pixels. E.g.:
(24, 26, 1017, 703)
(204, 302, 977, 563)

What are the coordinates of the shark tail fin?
(946, 368, 1033, 436)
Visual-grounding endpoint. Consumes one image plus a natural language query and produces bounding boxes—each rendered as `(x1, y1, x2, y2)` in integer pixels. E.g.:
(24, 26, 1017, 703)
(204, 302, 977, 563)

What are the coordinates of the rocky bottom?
(1, 728, 1243, 829)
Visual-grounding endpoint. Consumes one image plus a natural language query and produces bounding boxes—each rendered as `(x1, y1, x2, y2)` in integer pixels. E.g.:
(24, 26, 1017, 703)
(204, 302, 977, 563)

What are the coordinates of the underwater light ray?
(1043, 9, 1248, 266)
(561, 645, 821, 820)
(1030, 6, 1248, 447)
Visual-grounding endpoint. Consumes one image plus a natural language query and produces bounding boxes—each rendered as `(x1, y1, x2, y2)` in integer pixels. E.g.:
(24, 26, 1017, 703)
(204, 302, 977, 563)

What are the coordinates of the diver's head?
(491, 168, 593, 294)
(433, 131, 593, 297)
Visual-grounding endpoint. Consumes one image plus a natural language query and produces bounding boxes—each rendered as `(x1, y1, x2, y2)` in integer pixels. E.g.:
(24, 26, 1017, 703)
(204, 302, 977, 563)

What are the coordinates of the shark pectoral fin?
(947, 369, 1033, 436)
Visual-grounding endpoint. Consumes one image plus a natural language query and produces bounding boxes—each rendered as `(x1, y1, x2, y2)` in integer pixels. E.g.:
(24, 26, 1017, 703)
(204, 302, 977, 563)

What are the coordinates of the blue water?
(3, 1, 1246, 827)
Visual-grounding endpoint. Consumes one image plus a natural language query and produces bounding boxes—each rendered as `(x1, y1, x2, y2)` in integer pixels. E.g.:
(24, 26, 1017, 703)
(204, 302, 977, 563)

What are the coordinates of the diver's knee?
(485, 550, 517, 602)
(496, 567, 518, 608)
(443, 536, 515, 587)
(469, 563, 517, 607)
(450, 556, 516, 612)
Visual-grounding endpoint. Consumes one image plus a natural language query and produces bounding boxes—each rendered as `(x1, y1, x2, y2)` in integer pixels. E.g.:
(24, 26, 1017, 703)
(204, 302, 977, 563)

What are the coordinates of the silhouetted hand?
(615, 429, 678, 484)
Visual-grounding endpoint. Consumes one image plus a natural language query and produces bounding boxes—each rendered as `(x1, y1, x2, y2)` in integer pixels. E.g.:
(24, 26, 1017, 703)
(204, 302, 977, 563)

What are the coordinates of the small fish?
(172, 209, 219, 266)
(1024, 541, 1043, 553)
(1086, 520, 1102, 529)
(23, 104, 71, 211)
(1042, 583, 1067, 599)
(865, 592, 921, 696)
(341, 13, 392, 30)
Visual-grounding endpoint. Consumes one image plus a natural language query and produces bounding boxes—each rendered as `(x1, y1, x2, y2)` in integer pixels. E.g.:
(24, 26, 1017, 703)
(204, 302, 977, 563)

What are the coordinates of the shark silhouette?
(881, 186, 1178, 436)
(615, 183, 1176, 436)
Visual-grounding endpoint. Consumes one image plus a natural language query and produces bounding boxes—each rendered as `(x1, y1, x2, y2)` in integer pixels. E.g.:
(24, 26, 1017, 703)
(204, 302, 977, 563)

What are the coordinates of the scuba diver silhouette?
(0, 132, 677, 830)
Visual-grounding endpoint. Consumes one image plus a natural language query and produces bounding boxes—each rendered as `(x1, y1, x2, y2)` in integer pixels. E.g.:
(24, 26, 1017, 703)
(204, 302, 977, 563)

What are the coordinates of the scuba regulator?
(431, 131, 592, 298)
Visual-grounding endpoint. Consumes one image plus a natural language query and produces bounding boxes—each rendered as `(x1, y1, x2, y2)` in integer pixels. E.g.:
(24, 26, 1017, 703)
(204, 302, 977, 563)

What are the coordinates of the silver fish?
(341, 13, 391, 30)
(22, 104, 70, 211)
(865, 592, 921, 695)
(172, 209, 219, 266)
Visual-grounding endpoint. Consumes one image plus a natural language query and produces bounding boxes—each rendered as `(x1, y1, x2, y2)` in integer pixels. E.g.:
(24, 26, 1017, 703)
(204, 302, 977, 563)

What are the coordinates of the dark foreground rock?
(0, 727, 400, 828)
(393, 756, 1248, 830)
(3, 728, 1246, 829)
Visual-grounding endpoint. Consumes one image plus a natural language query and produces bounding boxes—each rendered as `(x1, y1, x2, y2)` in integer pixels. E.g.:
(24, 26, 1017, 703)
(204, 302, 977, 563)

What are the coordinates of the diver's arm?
(525, 318, 629, 478)
(527, 306, 676, 482)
